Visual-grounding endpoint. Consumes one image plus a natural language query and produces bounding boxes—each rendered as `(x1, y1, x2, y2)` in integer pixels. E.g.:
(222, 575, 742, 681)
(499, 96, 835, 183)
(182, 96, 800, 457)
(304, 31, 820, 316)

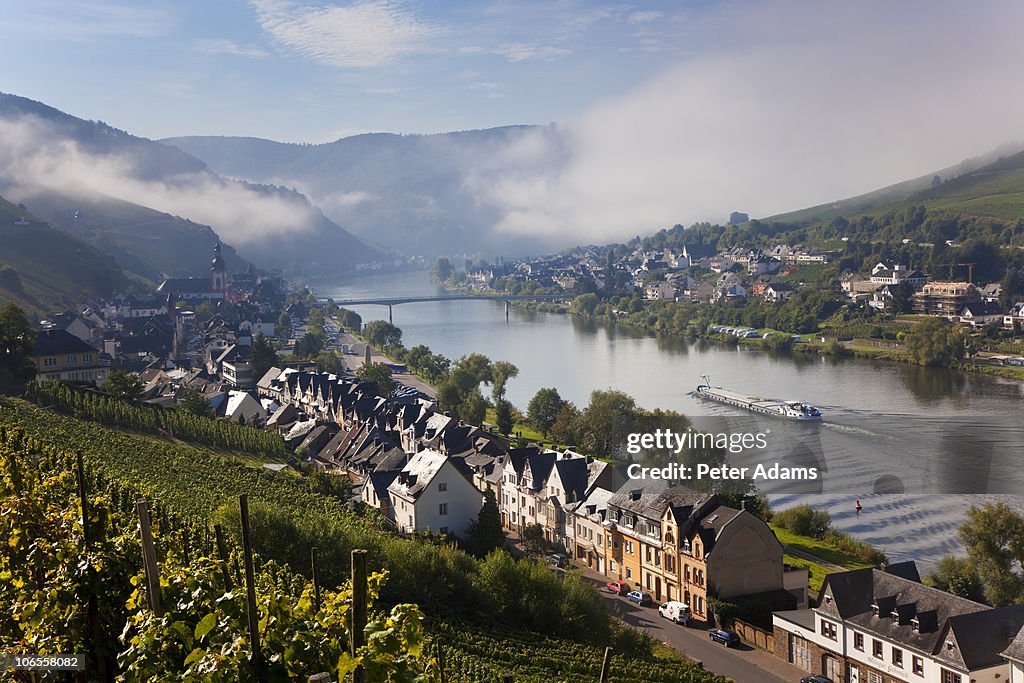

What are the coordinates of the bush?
(773, 504, 832, 539)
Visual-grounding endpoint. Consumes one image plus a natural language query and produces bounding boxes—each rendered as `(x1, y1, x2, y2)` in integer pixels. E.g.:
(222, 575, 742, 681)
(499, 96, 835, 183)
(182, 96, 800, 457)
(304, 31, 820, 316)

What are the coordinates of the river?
(318, 269, 1024, 568)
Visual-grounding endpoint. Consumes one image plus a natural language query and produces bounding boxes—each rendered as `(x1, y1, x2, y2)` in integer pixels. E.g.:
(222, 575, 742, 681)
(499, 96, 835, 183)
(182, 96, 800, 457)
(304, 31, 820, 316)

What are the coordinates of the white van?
(658, 601, 691, 625)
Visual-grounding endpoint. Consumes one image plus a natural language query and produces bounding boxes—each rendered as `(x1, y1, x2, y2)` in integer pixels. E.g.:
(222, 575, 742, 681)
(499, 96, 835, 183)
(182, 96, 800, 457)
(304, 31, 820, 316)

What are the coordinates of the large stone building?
(912, 282, 981, 317)
(32, 329, 108, 383)
(578, 482, 803, 625)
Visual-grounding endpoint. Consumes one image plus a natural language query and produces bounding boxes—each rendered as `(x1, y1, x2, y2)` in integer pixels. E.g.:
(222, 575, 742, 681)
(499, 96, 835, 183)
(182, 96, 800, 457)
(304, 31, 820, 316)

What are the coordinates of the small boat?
(694, 376, 822, 421)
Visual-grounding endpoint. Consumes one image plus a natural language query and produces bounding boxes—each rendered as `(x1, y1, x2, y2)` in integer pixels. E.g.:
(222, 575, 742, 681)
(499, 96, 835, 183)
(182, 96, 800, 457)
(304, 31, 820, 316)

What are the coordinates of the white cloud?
(0, 115, 318, 247)
(628, 10, 664, 24)
(365, 87, 404, 94)
(473, 0, 1024, 247)
(249, 0, 440, 68)
(459, 42, 571, 62)
(196, 39, 269, 59)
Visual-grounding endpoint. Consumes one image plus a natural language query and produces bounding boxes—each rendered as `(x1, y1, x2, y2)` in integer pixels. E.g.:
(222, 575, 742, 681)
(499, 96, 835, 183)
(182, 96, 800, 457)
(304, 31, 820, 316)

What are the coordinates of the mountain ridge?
(0, 92, 382, 277)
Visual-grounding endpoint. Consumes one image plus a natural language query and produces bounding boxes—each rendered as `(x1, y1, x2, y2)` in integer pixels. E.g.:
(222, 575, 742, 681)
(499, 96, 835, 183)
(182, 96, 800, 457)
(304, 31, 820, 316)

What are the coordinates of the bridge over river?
(320, 293, 566, 323)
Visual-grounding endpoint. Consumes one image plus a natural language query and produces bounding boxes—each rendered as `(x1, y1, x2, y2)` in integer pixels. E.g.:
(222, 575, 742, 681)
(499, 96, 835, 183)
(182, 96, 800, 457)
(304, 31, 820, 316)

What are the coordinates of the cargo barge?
(694, 376, 822, 421)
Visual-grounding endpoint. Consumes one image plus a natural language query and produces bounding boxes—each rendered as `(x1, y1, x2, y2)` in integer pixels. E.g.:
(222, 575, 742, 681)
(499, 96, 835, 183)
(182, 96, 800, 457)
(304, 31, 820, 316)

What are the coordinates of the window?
(83, 354, 92, 363)
(867, 673, 882, 683)
(819, 619, 837, 640)
(912, 656, 924, 676)
(646, 547, 652, 562)
(67, 355, 77, 365)
(872, 639, 883, 658)
(438, 482, 447, 492)
(624, 540, 634, 554)
(44, 357, 57, 367)
(853, 633, 864, 651)
(892, 647, 903, 668)
(625, 567, 632, 579)
(940, 670, 961, 683)
(438, 503, 448, 516)
(646, 574, 652, 589)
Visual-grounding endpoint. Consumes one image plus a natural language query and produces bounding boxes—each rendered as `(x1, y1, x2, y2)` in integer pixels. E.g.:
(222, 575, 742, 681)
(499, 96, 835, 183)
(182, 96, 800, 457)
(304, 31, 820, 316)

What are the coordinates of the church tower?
(211, 241, 228, 295)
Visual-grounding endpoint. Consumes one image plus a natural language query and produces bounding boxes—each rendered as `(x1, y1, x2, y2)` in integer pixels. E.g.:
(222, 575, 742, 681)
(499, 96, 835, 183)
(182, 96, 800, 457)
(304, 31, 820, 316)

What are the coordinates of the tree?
(460, 387, 487, 425)
(314, 350, 344, 375)
(276, 311, 292, 336)
(251, 333, 280, 380)
(522, 523, 545, 554)
(431, 257, 455, 284)
(464, 490, 505, 556)
(773, 504, 832, 540)
(569, 293, 599, 316)
(356, 362, 395, 397)
(581, 389, 639, 458)
(494, 399, 514, 435)
(527, 387, 565, 437)
(103, 369, 142, 400)
(490, 360, 519, 402)
(454, 353, 492, 387)
(178, 388, 212, 417)
(550, 402, 583, 447)
(928, 555, 986, 603)
(0, 303, 36, 385)
(293, 332, 324, 358)
(363, 320, 403, 350)
(959, 502, 1024, 606)
(904, 317, 965, 367)
(436, 380, 462, 420)
(337, 308, 362, 332)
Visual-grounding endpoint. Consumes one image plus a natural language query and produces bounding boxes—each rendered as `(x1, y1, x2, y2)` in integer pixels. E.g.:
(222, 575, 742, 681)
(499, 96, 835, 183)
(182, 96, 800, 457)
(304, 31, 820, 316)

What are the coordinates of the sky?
(3, 1, 1024, 243)
(1, 0, 712, 142)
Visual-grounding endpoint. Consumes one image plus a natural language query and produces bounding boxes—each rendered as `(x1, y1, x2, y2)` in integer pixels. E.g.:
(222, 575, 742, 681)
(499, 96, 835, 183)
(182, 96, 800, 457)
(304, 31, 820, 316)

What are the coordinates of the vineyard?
(24, 381, 291, 460)
(0, 396, 728, 681)
(0, 423, 432, 681)
(432, 623, 729, 683)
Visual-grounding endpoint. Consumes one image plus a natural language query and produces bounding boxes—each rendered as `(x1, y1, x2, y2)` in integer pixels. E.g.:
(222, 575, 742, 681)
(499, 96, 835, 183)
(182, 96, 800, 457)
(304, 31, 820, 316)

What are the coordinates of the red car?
(606, 580, 630, 595)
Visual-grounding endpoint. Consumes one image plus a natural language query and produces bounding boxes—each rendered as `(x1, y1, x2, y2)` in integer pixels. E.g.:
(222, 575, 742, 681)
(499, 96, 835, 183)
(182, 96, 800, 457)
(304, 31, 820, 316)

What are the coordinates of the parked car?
(626, 591, 652, 606)
(546, 553, 568, 568)
(658, 600, 691, 624)
(708, 629, 740, 646)
(799, 677, 833, 683)
(606, 580, 630, 595)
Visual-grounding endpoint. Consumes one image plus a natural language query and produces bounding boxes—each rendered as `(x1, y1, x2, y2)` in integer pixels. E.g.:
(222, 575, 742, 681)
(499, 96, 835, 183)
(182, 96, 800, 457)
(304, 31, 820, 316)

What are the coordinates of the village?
(13, 238, 1024, 683)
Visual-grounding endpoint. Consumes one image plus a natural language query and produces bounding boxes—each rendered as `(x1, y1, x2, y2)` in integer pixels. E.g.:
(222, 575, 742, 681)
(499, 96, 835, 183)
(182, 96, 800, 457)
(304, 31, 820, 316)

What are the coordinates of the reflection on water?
(319, 269, 1024, 567)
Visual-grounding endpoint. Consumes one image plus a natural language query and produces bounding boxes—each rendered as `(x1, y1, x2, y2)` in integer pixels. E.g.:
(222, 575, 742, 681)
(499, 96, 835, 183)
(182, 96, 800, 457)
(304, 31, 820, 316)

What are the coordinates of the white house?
(387, 449, 482, 537)
(773, 562, 1024, 683)
(1002, 627, 1024, 683)
(224, 390, 268, 425)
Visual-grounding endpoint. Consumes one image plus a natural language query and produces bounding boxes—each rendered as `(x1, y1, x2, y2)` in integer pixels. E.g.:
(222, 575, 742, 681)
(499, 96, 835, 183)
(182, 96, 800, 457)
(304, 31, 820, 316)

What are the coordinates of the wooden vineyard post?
(311, 546, 322, 612)
(238, 494, 262, 672)
(351, 549, 368, 683)
(136, 500, 162, 616)
(599, 646, 612, 683)
(213, 524, 233, 590)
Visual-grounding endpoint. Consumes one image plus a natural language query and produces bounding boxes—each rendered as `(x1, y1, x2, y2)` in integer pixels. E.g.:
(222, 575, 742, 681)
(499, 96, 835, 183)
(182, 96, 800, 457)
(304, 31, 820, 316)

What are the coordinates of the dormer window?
(911, 617, 920, 632)
(871, 603, 880, 616)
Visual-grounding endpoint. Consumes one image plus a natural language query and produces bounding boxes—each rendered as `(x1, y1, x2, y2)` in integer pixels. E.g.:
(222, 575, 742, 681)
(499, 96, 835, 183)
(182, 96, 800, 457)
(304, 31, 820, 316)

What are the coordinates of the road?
(332, 328, 437, 399)
(572, 565, 807, 683)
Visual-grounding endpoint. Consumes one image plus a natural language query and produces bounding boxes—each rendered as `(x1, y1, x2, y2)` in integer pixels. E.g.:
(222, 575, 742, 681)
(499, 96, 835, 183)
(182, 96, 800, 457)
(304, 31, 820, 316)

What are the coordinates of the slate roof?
(34, 329, 98, 356)
(1001, 623, 1024, 664)
(819, 563, 1024, 670)
(388, 449, 450, 500)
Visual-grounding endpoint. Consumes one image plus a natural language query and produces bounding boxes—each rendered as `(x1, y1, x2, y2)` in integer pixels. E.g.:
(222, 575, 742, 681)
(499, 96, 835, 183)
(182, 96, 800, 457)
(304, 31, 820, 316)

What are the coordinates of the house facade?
(388, 449, 482, 537)
(773, 562, 1024, 683)
(32, 329, 108, 383)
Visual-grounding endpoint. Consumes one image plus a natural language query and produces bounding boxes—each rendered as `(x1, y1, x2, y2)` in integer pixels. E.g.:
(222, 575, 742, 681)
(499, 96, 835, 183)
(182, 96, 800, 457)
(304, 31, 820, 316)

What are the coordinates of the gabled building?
(773, 562, 1024, 683)
(387, 449, 482, 537)
(1001, 626, 1024, 683)
(32, 329, 108, 384)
